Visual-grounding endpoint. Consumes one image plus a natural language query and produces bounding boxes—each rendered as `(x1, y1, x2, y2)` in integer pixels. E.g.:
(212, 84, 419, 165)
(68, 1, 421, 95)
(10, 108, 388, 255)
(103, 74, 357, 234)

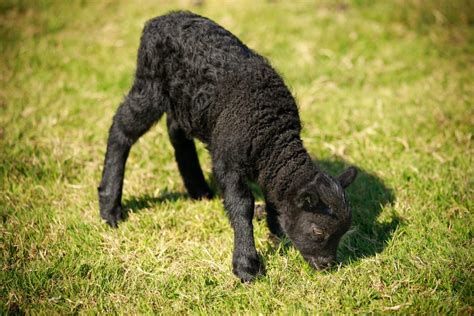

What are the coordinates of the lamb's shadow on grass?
(315, 159, 400, 265)
(265, 158, 399, 266)
(121, 190, 188, 219)
(120, 159, 399, 266)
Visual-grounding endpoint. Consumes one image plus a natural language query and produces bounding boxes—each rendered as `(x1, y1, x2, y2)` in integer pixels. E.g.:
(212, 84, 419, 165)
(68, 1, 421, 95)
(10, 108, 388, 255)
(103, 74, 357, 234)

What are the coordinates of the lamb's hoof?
(101, 206, 124, 228)
(106, 218, 119, 228)
(189, 188, 214, 200)
(233, 253, 263, 283)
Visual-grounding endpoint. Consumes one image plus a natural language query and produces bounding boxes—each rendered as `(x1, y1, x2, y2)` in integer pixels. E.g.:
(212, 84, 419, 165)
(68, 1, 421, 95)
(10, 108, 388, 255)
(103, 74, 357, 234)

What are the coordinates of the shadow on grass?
(315, 158, 400, 265)
(121, 190, 188, 219)
(262, 158, 399, 266)
(120, 158, 399, 266)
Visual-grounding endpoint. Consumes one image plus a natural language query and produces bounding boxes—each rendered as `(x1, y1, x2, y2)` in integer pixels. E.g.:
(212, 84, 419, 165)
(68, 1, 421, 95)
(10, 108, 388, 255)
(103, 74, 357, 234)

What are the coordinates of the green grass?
(1, 0, 473, 313)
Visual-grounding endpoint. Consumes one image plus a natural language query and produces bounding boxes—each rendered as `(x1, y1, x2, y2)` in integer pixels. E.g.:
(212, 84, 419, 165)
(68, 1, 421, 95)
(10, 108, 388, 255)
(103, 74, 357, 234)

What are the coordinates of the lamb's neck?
(257, 136, 317, 204)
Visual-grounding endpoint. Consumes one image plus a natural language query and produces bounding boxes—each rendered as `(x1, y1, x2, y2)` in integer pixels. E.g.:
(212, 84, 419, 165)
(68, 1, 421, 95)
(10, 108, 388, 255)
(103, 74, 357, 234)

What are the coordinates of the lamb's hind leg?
(98, 80, 166, 227)
(166, 115, 213, 199)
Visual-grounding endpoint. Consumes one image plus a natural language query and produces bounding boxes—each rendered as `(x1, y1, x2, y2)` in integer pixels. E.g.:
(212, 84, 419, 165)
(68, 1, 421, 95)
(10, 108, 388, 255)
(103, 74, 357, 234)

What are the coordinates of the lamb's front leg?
(214, 166, 262, 282)
(265, 201, 286, 239)
(225, 180, 261, 282)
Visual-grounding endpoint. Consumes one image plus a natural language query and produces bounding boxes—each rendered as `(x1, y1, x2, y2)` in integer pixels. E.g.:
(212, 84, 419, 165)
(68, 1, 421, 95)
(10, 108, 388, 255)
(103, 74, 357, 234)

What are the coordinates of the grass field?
(1, 0, 473, 314)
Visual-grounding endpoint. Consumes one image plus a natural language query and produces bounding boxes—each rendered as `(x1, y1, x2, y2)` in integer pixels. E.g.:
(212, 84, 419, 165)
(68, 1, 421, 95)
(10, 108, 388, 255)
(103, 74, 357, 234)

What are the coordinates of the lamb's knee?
(223, 189, 255, 228)
(112, 97, 163, 145)
(109, 111, 139, 147)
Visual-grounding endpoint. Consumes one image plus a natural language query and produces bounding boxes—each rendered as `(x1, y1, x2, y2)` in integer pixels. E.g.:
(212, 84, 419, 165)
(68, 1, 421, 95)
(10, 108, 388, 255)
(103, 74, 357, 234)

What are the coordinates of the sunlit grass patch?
(1, 0, 472, 313)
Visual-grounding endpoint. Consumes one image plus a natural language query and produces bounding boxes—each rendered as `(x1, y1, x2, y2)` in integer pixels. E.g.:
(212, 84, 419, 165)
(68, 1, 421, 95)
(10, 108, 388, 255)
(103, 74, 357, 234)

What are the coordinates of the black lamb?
(98, 11, 358, 282)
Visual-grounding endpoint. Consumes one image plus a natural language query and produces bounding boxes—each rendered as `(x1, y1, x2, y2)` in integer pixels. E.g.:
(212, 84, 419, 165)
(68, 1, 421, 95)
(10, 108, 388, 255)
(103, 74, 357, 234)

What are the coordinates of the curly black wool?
(98, 11, 357, 282)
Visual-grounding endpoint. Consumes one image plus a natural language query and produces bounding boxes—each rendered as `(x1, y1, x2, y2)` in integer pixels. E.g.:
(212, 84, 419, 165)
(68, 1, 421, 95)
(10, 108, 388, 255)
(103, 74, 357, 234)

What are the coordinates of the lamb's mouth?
(305, 256, 336, 270)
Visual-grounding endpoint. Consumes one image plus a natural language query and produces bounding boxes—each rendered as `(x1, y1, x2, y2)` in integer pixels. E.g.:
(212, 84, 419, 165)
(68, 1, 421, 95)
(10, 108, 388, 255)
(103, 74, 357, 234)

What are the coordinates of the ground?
(0, 0, 472, 314)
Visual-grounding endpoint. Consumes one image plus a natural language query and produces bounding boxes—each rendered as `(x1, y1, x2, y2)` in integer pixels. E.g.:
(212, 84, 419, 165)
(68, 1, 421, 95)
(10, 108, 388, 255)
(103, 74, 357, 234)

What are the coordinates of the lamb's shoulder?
(210, 70, 301, 173)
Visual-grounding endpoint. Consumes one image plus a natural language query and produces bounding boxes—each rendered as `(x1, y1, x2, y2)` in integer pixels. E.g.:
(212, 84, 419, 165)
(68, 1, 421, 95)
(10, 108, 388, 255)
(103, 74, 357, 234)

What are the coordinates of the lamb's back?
(138, 11, 259, 84)
(136, 11, 300, 150)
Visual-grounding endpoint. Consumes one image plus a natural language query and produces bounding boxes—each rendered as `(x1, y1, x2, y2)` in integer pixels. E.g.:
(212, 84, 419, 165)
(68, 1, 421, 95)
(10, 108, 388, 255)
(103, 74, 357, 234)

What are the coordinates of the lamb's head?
(280, 167, 357, 270)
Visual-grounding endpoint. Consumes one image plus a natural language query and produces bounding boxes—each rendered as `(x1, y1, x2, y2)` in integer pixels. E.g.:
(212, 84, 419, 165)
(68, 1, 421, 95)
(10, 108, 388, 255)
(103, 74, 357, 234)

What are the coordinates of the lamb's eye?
(312, 227, 326, 242)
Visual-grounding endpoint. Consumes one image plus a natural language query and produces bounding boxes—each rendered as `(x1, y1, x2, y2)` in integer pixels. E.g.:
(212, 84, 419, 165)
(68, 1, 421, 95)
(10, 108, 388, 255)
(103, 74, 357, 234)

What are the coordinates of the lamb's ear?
(338, 166, 358, 189)
(295, 189, 319, 211)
